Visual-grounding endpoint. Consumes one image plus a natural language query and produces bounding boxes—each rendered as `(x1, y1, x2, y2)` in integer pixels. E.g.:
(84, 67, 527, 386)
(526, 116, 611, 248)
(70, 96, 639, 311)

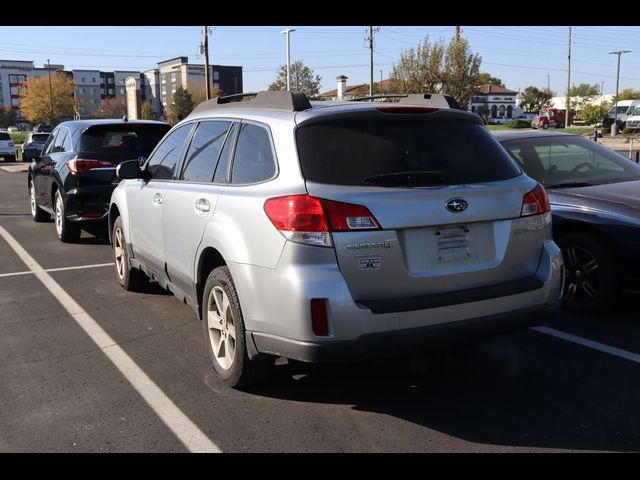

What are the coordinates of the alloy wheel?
(562, 245, 600, 303)
(113, 226, 125, 280)
(54, 192, 64, 237)
(206, 286, 236, 371)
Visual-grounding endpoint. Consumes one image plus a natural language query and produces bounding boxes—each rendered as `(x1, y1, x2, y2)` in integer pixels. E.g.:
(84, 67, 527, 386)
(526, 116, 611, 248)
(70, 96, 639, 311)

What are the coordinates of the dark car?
(28, 119, 171, 242)
(494, 130, 640, 312)
(21, 132, 50, 162)
(33, 124, 53, 133)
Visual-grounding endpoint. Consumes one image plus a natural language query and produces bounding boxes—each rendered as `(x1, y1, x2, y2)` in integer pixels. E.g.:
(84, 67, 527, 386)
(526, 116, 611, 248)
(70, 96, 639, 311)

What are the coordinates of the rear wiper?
(364, 170, 449, 187)
(545, 181, 593, 189)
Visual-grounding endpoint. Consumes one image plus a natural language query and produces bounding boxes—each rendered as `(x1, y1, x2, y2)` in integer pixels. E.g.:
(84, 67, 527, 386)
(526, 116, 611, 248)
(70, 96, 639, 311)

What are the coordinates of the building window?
(108, 78, 114, 84)
(119, 88, 124, 95)
(91, 99, 97, 105)
(213, 71, 219, 81)
(499, 105, 505, 117)
(171, 72, 176, 82)
(79, 87, 85, 94)
(81, 77, 85, 83)
(108, 88, 114, 95)
(507, 105, 513, 118)
(491, 105, 498, 118)
(92, 77, 96, 83)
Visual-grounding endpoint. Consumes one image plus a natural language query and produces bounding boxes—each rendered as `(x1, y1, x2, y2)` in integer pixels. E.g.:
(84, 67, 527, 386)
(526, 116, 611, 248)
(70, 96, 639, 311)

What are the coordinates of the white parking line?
(0, 262, 114, 278)
(532, 326, 640, 365)
(0, 225, 221, 453)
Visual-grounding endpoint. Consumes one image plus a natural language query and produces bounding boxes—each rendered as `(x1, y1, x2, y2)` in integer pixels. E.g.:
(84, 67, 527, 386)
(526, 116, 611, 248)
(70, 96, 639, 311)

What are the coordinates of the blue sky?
(2, 26, 640, 96)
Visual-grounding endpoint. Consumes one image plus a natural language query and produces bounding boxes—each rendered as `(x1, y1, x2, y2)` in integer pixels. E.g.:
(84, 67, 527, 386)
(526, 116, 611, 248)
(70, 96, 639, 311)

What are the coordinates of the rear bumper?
(250, 304, 556, 363)
(64, 184, 114, 222)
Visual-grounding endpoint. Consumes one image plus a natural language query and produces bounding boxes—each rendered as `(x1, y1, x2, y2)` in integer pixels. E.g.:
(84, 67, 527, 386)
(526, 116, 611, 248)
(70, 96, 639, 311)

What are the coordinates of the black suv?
(28, 119, 171, 242)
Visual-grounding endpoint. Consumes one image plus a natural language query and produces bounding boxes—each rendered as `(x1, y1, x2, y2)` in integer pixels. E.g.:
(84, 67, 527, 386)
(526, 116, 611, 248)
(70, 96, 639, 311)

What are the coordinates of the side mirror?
(116, 159, 142, 180)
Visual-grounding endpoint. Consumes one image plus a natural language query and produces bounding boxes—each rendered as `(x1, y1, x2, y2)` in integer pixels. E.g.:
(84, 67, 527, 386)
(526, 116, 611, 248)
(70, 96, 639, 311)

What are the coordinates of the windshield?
(501, 136, 640, 188)
(296, 116, 521, 187)
(631, 108, 640, 116)
(609, 105, 630, 115)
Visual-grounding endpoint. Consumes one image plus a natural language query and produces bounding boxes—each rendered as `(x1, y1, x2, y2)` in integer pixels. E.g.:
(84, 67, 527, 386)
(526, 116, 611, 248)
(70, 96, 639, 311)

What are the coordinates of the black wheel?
(557, 233, 617, 313)
(53, 189, 80, 243)
(202, 266, 274, 388)
(112, 216, 148, 291)
(29, 179, 49, 222)
(4, 154, 15, 162)
(542, 122, 549, 129)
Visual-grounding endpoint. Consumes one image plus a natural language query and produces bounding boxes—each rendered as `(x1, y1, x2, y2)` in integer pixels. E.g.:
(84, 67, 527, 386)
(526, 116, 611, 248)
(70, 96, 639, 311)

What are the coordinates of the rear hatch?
(295, 109, 544, 303)
(75, 122, 170, 185)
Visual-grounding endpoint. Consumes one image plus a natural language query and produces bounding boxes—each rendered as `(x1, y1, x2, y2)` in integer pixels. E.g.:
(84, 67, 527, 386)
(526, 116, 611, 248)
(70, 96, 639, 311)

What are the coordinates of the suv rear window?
(296, 117, 521, 186)
(79, 124, 170, 162)
(31, 133, 50, 142)
(0, 132, 10, 141)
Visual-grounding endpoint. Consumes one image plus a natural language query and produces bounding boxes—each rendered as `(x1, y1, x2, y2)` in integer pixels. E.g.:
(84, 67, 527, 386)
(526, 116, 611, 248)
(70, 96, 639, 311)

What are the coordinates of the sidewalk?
(0, 163, 28, 173)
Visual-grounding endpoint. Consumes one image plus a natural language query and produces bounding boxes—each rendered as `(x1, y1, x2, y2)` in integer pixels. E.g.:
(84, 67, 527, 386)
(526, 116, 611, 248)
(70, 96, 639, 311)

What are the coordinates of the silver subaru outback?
(109, 91, 563, 388)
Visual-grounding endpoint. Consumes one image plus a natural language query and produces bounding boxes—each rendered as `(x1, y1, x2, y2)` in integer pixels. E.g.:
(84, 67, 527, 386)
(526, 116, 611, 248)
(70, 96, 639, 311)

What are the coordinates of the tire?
(29, 179, 49, 222)
(3, 154, 15, 162)
(542, 122, 549, 129)
(53, 189, 80, 243)
(112, 216, 148, 291)
(202, 266, 274, 388)
(557, 233, 617, 313)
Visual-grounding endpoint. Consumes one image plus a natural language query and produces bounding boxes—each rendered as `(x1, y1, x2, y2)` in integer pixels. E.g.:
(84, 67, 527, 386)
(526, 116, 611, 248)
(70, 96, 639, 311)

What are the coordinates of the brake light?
(521, 183, 550, 217)
(263, 194, 380, 247)
(375, 106, 438, 114)
(66, 159, 115, 174)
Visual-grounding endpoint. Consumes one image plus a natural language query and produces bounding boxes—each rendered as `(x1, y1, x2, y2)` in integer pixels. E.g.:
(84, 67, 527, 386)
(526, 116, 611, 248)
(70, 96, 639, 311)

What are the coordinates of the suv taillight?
(521, 183, 550, 217)
(263, 194, 380, 247)
(66, 159, 115, 174)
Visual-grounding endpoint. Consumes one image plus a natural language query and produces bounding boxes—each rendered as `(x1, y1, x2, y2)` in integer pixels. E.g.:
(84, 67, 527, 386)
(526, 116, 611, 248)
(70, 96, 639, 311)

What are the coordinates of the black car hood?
(549, 179, 640, 216)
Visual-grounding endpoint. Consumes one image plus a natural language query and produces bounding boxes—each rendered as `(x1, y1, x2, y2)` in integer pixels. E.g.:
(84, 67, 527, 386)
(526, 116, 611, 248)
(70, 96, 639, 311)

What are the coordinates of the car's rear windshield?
(31, 133, 50, 142)
(0, 132, 11, 141)
(296, 116, 521, 187)
(79, 124, 170, 162)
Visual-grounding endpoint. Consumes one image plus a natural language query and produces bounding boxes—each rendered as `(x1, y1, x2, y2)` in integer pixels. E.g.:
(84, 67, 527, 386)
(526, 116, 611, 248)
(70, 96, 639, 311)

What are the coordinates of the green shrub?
(505, 119, 532, 129)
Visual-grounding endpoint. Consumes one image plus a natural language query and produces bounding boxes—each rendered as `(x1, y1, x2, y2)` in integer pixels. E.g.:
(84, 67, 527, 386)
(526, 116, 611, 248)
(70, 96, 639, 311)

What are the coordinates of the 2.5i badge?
(358, 256, 381, 270)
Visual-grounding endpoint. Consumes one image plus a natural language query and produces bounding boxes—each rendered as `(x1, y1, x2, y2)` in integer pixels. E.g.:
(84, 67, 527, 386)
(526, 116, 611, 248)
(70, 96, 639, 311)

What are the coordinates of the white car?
(625, 107, 640, 131)
(0, 130, 16, 162)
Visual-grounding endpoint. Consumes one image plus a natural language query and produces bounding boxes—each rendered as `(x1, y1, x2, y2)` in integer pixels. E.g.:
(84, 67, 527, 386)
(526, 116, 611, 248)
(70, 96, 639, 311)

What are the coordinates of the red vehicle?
(531, 108, 575, 129)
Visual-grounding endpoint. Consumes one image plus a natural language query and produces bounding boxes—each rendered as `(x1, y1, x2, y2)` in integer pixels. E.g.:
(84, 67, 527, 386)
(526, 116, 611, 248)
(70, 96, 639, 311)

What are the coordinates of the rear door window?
(230, 123, 277, 184)
(0, 132, 10, 141)
(180, 121, 231, 183)
(296, 116, 521, 187)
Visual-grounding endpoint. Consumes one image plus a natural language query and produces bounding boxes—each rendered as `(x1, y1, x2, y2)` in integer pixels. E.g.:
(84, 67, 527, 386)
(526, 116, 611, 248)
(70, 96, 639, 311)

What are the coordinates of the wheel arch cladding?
(196, 247, 227, 320)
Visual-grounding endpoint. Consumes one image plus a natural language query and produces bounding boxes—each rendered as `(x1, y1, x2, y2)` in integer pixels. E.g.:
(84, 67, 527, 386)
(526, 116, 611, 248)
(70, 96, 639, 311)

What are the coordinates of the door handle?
(152, 193, 163, 206)
(194, 198, 210, 213)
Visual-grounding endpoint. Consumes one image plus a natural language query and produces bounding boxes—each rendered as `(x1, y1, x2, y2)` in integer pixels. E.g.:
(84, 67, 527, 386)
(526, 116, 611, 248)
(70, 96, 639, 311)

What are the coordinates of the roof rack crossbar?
(188, 90, 312, 117)
(349, 94, 408, 102)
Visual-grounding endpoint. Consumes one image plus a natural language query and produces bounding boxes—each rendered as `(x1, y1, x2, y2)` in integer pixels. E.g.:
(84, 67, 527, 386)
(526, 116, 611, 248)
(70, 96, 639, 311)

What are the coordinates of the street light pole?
(609, 50, 631, 136)
(280, 28, 295, 91)
(203, 26, 211, 100)
(47, 59, 54, 125)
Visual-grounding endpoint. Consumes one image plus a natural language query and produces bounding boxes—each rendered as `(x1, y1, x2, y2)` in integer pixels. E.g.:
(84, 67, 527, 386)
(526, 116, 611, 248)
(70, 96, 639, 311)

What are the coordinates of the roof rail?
(349, 94, 408, 102)
(188, 90, 312, 117)
(398, 93, 463, 110)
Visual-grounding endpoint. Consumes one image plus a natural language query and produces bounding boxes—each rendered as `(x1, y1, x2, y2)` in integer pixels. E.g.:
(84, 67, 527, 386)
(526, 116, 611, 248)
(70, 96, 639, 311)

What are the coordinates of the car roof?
(492, 130, 578, 142)
(56, 119, 169, 129)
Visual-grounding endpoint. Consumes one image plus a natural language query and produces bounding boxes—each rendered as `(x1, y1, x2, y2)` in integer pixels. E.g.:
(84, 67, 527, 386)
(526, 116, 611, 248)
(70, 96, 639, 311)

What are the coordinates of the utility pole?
(455, 26, 461, 41)
(565, 27, 572, 129)
(380, 69, 383, 93)
(366, 27, 379, 99)
(203, 26, 211, 100)
(601, 81, 605, 102)
(546, 74, 550, 91)
(280, 28, 295, 91)
(47, 59, 54, 125)
(609, 50, 631, 136)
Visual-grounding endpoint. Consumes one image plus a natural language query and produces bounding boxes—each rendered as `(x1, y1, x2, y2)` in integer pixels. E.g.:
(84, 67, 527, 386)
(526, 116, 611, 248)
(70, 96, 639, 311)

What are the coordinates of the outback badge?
(446, 198, 468, 212)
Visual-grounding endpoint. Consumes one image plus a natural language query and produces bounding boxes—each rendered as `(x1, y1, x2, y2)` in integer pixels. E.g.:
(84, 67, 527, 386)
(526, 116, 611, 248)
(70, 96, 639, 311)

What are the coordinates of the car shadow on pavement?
(247, 329, 640, 452)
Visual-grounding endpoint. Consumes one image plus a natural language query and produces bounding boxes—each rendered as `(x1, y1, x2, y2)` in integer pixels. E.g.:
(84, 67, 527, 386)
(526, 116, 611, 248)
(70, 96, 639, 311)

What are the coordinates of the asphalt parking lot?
(1, 169, 639, 452)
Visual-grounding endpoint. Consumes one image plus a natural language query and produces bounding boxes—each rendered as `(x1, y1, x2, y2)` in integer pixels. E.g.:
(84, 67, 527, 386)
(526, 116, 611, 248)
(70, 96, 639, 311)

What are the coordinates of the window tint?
(42, 129, 57, 155)
(296, 117, 520, 186)
(230, 123, 276, 184)
(0, 132, 10, 141)
(146, 124, 192, 180)
(79, 124, 171, 164)
(52, 129, 68, 153)
(181, 121, 231, 183)
(213, 123, 239, 184)
(502, 136, 640, 187)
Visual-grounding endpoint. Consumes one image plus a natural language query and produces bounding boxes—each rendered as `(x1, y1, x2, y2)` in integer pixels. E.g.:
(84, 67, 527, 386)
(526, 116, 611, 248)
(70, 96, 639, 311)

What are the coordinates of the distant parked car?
(7, 126, 18, 132)
(495, 130, 640, 312)
(0, 130, 16, 162)
(28, 119, 171, 242)
(21, 132, 50, 162)
(33, 124, 53, 133)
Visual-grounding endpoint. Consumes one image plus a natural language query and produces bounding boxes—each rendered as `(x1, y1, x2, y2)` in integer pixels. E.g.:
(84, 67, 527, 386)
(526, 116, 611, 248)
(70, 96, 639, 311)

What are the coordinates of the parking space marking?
(0, 262, 114, 278)
(0, 225, 221, 453)
(533, 326, 640, 365)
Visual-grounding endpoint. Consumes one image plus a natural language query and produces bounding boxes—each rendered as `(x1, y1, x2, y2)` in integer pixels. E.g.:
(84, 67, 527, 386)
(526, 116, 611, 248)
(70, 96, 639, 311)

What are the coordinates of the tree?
(613, 88, 640, 103)
(519, 86, 554, 113)
(19, 72, 76, 125)
(568, 83, 600, 111)
(442, 37, 482, 109)
(268, 60, 322, 97)
(0, 106, 16, 129)
(140, 100, 155, 120)
(580, 103, 609, 125)
(92, 97, 126, 119)
(388, 36, 446, 94)
(478, 72, 504, 87)
(168, 86, 194, 124)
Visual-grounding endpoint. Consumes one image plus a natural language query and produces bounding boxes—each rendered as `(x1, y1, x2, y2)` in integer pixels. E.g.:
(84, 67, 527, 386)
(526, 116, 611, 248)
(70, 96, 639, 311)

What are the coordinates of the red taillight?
(66, 159, 115, 174)
(263, 194, 380, 247)
(311, 298, 329, 336)
(375, 106, 438, 114)
(521, 183, 551, 217)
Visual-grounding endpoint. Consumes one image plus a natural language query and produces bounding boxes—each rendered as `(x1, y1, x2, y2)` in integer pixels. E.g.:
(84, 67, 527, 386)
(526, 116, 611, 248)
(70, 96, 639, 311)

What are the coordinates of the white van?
(604, 99, 640, 130)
